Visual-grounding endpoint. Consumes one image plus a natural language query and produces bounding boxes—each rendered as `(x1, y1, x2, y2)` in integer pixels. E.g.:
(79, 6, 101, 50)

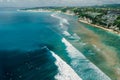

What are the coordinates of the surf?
(51, 13, 71, 37)
(51, 13, 111, 80)
(62, 38, 111, 80)
(51, 13, 81, 42)
(51, 51, 82, 80)
(42, 46, 82, 80)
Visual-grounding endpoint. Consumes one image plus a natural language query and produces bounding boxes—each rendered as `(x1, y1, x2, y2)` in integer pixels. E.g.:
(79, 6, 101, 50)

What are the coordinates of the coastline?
(18, 9, 75, 16)
(70, 18, 120, 80)
(17, 9, 53, 12)
(18, 8, 120, 36)
(78, 19, 120, 36)
(58, 10, 120, 36)
(60, 11, 120, 80)
(17, 9, 120, 79)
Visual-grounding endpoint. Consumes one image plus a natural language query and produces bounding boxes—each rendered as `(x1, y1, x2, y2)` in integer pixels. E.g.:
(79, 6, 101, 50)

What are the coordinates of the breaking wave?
(51, 13, 81, 42)
(51, 13, 69, 25)
(51, 51, 82, 80)
(43, 46, 82, 80)
(62, 38, 111, 80)
(51, 13, 70, 37)
(51, 13, 111, 80)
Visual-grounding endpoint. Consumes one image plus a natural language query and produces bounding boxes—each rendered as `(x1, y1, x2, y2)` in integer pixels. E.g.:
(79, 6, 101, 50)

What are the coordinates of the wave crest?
(62, 38, 111, 80)
(51, 51, 82, 80)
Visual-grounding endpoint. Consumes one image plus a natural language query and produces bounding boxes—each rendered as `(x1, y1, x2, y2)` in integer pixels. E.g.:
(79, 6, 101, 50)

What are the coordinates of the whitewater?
(51, 51, 82, 80)
(62, 38, 111, 80)
(0, 9, 116, 80)
(51, 13, 111, 80)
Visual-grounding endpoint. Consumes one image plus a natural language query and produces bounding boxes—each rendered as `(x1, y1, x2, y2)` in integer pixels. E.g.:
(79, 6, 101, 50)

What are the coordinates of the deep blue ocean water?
(0, 8, 115, 80)
(0, 10, 62, 80)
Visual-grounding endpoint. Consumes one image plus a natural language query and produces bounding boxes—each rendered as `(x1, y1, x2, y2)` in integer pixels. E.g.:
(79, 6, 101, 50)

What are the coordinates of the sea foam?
(62, 38, 111, 80)
(51, 13, 69, 25)
(51, 13, 70, 36)
(51, 13, 81, 41)
(51, 51, 82, 80)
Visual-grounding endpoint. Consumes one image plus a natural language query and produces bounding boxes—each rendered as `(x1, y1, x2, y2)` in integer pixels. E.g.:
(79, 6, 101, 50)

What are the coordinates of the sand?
(69, 20, 120, 80)
(78, 20, 120, 36)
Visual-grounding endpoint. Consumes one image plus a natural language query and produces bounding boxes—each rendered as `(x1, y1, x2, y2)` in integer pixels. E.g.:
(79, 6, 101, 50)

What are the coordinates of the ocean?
(0, 8, 119, 80)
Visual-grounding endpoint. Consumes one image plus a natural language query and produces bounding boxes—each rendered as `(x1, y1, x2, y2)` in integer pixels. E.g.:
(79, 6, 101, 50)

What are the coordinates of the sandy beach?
(17, 9, 120, 79)
(68, 19, 120, 80)
(78, 19, 120, 36)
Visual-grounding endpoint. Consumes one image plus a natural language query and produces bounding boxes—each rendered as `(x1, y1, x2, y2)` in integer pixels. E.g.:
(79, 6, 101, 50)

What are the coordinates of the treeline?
(21, 5, 120, 32)
(72, 8, 120, 31)
(58, 7, 120, 32)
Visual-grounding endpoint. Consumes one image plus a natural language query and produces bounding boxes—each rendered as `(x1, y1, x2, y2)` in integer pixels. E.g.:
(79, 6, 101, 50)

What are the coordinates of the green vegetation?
(114, 16, 120, 28)
(60, 6, 120, 33)
(21, 4, 120, 33)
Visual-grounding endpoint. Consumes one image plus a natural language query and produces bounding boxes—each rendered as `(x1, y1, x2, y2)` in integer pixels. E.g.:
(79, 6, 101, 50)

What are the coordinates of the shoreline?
(18, 8, 120, 36)
(18, 9, 75, 16)
(17, 9, 119, 79)
(78, 19, 120, 36)
(70, 19, 120, 80)
(62, 11, 120, 80)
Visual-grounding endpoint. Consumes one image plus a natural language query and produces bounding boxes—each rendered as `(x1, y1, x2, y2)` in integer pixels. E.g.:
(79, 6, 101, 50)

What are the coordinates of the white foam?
(62, 38, 111, 80)
(79, 42, 87, 46)
(51, 13, 69, 32)
(19, 9, 51, 12)
(51, 13, 69, 25)
(68, 33, 81, 41)
(62, 38, 85, 59)
(51, 13, 71, 37)
(51, 14, 82, 42)
(63, 31, 71, 37)
(93, 44, 101, 52)
(51, 51, 82, 80)
(72, 33, 81, 40)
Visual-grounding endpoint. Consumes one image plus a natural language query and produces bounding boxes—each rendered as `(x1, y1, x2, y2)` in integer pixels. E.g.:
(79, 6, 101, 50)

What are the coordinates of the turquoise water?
(79, 22, 120, 60)
(0, 10, 62, 80)
(59, 14, 120, 80)
(80, 22, 120, 48)
(0, 9, 114, 80)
